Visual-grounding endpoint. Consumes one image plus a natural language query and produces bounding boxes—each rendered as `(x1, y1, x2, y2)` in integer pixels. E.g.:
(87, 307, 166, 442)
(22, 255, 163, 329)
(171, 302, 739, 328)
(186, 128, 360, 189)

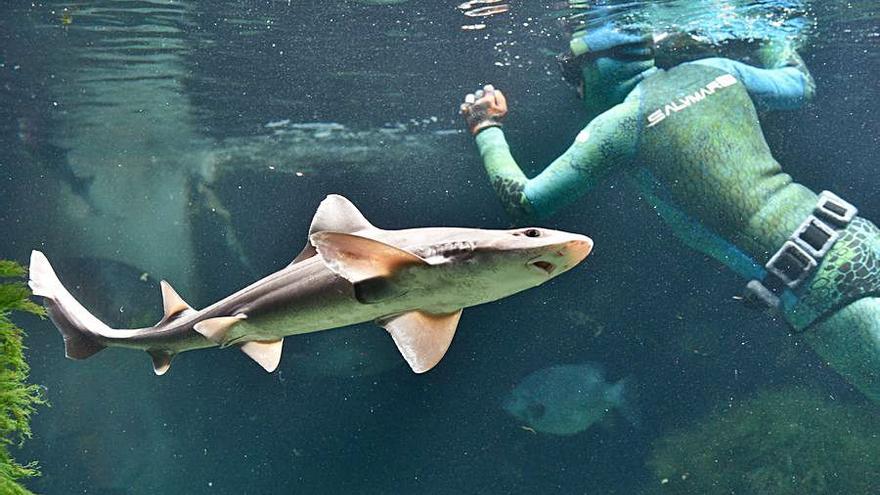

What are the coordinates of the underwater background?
(1, 0, 879, 493)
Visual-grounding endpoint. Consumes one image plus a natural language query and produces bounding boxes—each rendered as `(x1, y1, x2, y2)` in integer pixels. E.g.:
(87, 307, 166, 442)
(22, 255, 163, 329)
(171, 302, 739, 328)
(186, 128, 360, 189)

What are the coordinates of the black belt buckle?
(815, 190, 857, 227)
(743, 191, 856, 311)
(765, 240, 817, 289)
(791, 215, 838, 259)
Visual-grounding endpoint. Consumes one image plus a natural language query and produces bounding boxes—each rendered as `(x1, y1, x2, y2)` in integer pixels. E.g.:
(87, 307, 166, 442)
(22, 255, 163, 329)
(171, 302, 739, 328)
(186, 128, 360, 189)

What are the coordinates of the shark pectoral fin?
(380, 309, 463, 374)
(148, 350, 175, 376)
(311, 232, 427, 285)
(160, 281, 194, 321)
(239, 339, 284, 372)
(193, 314, 246, 345)
(290, 195, 376, 266)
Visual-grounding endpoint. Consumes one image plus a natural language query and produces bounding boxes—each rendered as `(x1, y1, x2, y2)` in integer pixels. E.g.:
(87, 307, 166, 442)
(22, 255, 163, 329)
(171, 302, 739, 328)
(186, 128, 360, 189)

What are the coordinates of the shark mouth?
(529, 260, 556, 275)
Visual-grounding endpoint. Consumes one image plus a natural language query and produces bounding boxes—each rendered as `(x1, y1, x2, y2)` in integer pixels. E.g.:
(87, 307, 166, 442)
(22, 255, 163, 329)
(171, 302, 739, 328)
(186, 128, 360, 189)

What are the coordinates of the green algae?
(0, 260, 46, 494)
(648, 388, 880, 495)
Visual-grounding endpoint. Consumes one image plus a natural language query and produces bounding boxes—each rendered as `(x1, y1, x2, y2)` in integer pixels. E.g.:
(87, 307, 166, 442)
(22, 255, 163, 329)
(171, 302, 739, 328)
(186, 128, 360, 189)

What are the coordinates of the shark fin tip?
(380, 309, 463, 374)
(28, 250, 58, 299)
(289, 195, 376, 267)
(160, 281, 193, 321)
(239, 339, 284, 372)
(148, 350, 174, 375)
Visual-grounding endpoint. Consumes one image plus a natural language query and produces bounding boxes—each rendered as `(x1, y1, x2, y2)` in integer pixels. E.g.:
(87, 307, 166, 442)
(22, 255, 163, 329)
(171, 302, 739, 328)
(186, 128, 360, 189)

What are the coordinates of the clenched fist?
(460, 84, 508, 135)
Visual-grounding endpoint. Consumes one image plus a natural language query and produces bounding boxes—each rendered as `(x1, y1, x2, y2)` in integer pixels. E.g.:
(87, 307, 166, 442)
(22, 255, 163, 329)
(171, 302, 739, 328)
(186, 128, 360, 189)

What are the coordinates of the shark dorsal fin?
(310, 232, 426, 285)
(291, 195, 376, 265)
(160, 281, 193, 320)
(239, 338, 284, 372)
(309, 195, 375, 235)
(148, 350, 175, 376)
(379, 309, 463, 373)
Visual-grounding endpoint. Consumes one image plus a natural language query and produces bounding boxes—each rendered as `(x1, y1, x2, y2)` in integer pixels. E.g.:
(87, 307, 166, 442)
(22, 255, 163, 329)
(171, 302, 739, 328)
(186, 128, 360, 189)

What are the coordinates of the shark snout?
(528, 236, 593, 276)
(564, 237, 593, 264)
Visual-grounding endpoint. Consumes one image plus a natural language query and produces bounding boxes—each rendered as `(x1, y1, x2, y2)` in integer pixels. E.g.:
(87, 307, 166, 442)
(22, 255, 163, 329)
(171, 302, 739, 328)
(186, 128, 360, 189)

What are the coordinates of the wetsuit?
(472, 58, 880, 402)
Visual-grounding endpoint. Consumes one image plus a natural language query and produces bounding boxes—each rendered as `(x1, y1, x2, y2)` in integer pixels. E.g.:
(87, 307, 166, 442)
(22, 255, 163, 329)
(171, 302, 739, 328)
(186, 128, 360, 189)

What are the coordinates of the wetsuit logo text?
(646, 74, 739, 128)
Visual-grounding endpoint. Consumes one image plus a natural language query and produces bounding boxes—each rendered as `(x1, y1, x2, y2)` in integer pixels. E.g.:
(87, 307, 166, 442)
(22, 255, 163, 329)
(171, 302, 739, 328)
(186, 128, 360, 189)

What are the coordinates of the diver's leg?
(804, 297, 880, 402)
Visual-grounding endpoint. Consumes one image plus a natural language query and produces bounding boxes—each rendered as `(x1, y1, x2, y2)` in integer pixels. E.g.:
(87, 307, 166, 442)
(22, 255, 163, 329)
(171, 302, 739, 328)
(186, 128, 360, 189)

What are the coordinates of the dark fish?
(504, 363, 638, 435)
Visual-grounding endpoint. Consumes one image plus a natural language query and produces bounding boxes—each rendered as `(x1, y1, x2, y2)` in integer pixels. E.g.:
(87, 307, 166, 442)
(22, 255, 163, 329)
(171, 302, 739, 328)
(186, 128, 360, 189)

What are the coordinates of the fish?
(503, 363, 638, 435)
(29, 195, 592, 376)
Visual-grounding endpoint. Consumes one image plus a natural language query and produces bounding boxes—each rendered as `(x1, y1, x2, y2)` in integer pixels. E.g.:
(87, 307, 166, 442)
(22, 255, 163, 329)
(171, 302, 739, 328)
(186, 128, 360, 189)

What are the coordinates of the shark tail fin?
(28, 250, 107, 360)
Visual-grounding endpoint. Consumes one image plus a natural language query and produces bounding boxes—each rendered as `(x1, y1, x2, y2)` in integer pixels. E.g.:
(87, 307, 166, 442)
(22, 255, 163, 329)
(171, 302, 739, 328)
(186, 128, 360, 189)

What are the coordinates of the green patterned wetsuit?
(473, 61, 880, 402)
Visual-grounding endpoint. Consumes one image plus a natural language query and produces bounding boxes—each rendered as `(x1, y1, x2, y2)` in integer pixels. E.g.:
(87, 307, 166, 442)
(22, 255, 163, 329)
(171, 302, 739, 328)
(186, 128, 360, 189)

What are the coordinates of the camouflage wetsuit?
(472, 58, 880, 401)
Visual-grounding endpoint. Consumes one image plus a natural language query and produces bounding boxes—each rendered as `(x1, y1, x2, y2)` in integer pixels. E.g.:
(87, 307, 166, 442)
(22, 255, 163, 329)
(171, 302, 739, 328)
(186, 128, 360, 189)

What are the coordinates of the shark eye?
(524, 229, 542, 238)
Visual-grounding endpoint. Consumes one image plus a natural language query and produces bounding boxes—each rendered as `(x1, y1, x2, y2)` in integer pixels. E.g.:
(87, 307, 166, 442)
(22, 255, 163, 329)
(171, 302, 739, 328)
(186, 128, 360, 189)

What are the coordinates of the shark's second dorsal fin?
(160, 281, 193, 322)
(291, 195, 376, 265)
(379, 309, 463, 373)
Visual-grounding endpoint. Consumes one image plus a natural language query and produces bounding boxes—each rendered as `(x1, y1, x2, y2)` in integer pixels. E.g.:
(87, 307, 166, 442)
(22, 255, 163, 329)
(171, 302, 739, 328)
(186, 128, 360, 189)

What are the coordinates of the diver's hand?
(460, 84, 508, 136)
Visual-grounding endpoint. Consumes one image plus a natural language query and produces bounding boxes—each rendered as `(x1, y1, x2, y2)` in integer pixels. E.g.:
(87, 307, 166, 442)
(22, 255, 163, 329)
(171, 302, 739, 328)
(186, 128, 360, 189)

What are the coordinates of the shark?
(28, 195, 592, 375)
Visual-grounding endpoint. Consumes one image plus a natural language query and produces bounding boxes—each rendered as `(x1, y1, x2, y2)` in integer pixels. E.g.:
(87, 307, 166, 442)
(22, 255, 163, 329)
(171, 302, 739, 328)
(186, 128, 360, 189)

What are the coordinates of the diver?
(459, 22, 880, 403)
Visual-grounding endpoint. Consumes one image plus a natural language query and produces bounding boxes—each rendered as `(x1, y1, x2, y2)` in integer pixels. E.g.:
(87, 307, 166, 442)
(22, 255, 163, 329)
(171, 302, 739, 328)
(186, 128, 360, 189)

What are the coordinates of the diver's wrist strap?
(744, 191, 857, 310)
(472, 121, 503, 136)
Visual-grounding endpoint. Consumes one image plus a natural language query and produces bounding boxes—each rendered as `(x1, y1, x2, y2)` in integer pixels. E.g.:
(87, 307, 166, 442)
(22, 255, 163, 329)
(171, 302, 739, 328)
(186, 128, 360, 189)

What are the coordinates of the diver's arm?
(691, 48, 815, 111)
(467, 95, 639, 222)
(460, 85, 535, 221)
(472, 127, 536, 221)
(754, 39, 814, 84)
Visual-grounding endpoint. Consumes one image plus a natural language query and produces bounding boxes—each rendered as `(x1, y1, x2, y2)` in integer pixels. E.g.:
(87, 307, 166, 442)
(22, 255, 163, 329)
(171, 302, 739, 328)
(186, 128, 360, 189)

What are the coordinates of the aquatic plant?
(647, 388, 880, 495)
(0, 260, 46, 494)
